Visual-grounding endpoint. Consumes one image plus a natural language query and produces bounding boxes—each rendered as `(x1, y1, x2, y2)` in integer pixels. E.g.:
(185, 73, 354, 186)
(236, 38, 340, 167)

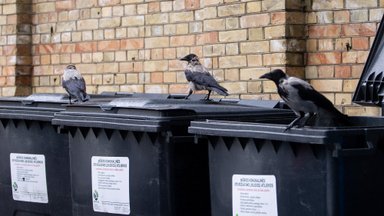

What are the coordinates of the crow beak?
(180, 56, 188, 61)
(259, 73, 270, 79)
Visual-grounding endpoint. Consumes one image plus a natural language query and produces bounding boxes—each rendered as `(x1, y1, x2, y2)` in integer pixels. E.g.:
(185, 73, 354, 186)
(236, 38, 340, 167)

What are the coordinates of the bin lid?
(189, 116, 384, 145)
(0, 93, 133, 122)
(52, 97, 295, 132)
(353, 14, 384, 106)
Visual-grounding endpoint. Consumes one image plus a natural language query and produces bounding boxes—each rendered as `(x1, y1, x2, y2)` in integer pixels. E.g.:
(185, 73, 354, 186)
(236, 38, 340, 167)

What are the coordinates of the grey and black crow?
(180, 54, 229, 100)
(62, 64, 89, 104)
(260, 69, 349, 130)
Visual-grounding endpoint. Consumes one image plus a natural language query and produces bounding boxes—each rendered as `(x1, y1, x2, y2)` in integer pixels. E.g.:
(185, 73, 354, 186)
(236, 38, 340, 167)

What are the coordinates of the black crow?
(180, 54, 229, 100)
(260, 69, 349, 130)
(62, 64, 89, 104)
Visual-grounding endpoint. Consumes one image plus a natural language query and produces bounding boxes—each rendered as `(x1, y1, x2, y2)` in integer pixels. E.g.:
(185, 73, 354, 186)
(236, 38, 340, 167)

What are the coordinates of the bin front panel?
(190, 118, 384, 216)
(0, 119, 71, 216)
(69, 127, 210, 216)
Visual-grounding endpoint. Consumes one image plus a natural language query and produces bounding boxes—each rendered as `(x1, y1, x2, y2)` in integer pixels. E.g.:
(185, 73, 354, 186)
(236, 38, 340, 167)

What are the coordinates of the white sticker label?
(92, 156, 130, 215)
(232, 175, 278, 216)
(10, 153, 48, 203)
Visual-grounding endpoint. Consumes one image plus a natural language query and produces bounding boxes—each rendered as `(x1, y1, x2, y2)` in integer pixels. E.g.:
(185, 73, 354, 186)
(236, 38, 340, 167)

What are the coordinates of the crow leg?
(299, 112, 315, 127)
(285, 112, 304, 131)
(204, 90, 212, 100)
(185, 89, 193, 99)
(68, 95, 72, 104)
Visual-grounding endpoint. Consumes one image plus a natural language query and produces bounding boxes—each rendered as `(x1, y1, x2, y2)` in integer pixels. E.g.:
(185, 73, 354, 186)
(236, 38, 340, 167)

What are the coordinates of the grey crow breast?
(62, 65, 89, 103)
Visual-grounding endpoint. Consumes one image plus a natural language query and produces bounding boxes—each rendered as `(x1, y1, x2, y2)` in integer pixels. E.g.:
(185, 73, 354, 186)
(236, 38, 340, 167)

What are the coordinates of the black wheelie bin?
(51, 95, 294, 216)
(0, 93, 131, 216)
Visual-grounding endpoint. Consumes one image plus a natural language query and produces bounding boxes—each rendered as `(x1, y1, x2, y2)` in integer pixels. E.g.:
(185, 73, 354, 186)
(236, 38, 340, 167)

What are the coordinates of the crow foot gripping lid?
(353, 14, 384, 106)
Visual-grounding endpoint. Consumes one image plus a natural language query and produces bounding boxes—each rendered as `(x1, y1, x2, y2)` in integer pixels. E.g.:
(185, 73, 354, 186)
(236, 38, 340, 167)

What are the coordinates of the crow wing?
(289, 77, 339, 113)
(185, 70, 227, 91)
(62, 77, 87, 95)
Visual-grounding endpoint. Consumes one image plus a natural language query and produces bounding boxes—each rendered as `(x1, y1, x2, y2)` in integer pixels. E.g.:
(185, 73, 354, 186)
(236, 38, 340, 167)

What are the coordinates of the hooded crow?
(62, 64, 89, 104)
(180, 54, 229, 100)
(260, 69, 349, 130)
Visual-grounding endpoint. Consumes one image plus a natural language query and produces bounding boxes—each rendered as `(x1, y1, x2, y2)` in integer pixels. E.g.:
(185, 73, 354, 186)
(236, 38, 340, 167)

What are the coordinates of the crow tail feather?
(212, 85, 229, 96)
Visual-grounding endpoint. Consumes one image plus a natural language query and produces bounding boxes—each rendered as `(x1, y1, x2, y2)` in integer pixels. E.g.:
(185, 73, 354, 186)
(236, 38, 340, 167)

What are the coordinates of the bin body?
(189, 117, 384, 216)
(0, 93, 130, 216)
(0, 94, 71, 216)
(52, 97, 294, 216)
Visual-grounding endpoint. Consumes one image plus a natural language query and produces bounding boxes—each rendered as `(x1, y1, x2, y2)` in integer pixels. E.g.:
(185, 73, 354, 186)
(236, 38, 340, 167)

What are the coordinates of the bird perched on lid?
(62, 64, 90, 104)
(180, 54, 229, 100)
(260, 69, 350, 130)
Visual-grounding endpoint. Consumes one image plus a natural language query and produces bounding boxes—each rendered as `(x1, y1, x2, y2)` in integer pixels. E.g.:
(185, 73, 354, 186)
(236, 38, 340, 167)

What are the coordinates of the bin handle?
(21, 100, 34, 105)
(100, 104, 116, 111)
(332, 140, 375, 157)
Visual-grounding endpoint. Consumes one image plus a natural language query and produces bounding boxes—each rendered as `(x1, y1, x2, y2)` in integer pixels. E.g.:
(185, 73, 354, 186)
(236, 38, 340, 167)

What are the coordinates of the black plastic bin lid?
(0, 93, 134, 122)
(52, 97, 295, 133)
(353, 14, 384, 106)
(189, 116, 384, 149)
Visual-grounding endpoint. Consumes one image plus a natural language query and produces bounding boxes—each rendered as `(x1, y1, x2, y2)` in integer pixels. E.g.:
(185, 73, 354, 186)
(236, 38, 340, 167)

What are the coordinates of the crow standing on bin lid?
(260, 69, 350, 130)
(180, 54, 229, 100)
(62, 64, 90, 104)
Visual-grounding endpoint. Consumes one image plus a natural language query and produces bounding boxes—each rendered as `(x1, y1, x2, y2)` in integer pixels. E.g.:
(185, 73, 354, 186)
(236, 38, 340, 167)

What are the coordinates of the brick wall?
(305, 0, 383, 116)
(0, 0, 382, 116)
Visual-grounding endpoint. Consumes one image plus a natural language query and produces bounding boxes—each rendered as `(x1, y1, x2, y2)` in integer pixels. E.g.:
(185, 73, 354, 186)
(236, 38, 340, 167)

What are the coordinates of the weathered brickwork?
(306, 0, 382, 115)
(0, 0, 382, 116)
(0, 0, 33, 96)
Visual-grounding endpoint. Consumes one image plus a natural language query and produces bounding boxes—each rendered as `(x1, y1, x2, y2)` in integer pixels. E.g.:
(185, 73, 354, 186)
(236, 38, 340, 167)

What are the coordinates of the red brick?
(169, 59, 182, 71)
(151, 72, 163, 83)
(0, 77, 6, 86)
(56, 1, 74, 11)
(121, 38, 144, 50)
(56, 44, 76, 53)
(351, 37, 369, 50)
(148, 2, 160, 13)
(307, 52, 341, 65)
(169, 84, 189, 94)
(40, 55, 50, 65)
(3, 66, 15, 76)
(271, 12, 285, 25)
(341, 23, 377, 37)
(170, 35, 195, 47)
(6, 77, 15, 86)
(133, 62, 143, 72)
(119, 63, 134, 72)
(335, 65, 351, 78)
(7, 15, 17, 25)
(196, 32, 218, 45)
(75, 42, 97, 52)
(308, 25, 341, 38)
(38, 44, 55, 54)
(185, 0, 200, 10)
(98, 40, 120, 51)
(2, 45, 17, 55)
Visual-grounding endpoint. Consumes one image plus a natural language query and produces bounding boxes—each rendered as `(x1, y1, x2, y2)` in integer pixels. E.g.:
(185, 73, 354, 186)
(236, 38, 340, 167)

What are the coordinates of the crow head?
(66, 64, 77, 70)
(260, 69, 287, 85)
(180, 53, 200, 64)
